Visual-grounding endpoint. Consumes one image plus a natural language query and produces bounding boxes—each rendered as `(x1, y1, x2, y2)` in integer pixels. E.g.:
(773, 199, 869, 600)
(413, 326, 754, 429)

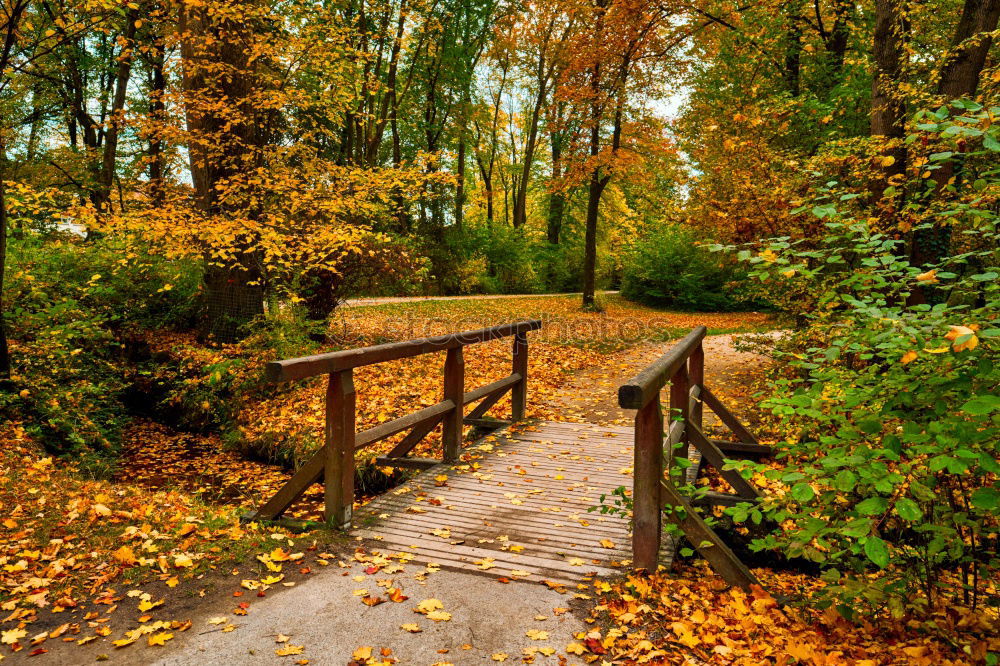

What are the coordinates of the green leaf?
(790, 482, 815, 503)
(856, 497, 887, 516)
(961, 396, 1000, 415)
(864, 536, 890, 568)
(833, 470, 856, 492)
(894, 498, 922, 522)
(970, 487, 999, 511)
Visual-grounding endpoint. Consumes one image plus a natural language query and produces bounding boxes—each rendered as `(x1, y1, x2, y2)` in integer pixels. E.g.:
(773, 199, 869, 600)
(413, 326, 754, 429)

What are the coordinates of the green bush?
(723, 101, 1000, 619)
(433, 224, 545, 295)
(1, 234, 202, 460)
(620, 224, 754, 310)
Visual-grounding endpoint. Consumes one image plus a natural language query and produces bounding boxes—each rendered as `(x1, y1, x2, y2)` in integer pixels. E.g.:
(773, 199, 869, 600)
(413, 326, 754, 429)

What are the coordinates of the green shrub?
(620, 224, 754, 310)
(723, 101, 1000, 619)
(433, 224, 545, 295)
(1, 234, 202, 459)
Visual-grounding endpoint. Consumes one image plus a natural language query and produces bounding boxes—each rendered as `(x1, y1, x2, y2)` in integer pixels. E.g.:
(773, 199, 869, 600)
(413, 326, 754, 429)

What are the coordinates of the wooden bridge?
(248, 321, 771, 588)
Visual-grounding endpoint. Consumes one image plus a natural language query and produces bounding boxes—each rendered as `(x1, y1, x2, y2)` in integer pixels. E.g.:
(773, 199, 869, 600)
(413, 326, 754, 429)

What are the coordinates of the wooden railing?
(618, 326, 769, 589)
(249, 319, 542, 528)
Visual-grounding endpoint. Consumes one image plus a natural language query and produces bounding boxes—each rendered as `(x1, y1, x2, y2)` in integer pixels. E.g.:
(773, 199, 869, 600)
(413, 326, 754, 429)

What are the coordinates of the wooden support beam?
(702, 385, 759, 445)
(464, 417, 511, 429)
(688, 425, 761, 500)
(692, 491, 761, 508)
(383, 412, 447, 459)
(511, 333, 528, 421)
(373, 456, 440, 470)
(325, 370, 356, 530)
(660, 479, 759, 589)
(250, 448, 325, 521)
(633, 394, 664, 571)
(712, 440, 773, 458)
(442, 347, 464, 463)
(669, 365, 690, 465)
(689, 342, 704, 432)
(467, 384, 508, 420)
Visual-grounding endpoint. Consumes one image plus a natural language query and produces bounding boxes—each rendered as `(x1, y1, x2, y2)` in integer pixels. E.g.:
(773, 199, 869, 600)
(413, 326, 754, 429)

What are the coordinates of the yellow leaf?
(276, 644, 305, 656)
(1, 628, 26, 645)
(352, 646, 372, 660)
(599, 539, 614, 549)
(915, 269, 937, 283)
(426, 610, 451, 622)
(113, 546, 137, 566)
(415, 598, 443, 614)
(173, 554, 194, 568)
(900, 351, 918, 364)
(492, 653, 508, 662)
(526, 629, 548, 640)
(566, 642, 585, 655)
(137, 598, 164, 612)
(147, 632, 173, 646)
(946, 325, 979, 352)
(270, 548, 291, 562)
(400, 624, 422, 633)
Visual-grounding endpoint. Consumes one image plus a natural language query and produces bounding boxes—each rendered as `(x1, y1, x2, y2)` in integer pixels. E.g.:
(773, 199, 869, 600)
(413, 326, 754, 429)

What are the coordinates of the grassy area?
(333, 293, 775, 352)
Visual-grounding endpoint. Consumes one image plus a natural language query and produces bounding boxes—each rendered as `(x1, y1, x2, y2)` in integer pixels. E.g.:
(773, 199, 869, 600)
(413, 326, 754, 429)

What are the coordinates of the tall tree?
(178, 0, 266, 340)
(869, 0, 908, 198)
(558, 0, 682, 308)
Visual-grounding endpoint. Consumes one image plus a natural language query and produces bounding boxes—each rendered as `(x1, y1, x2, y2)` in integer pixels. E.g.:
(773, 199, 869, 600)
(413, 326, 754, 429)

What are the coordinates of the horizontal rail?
(618, 326, 707, 409)
(355, 400, 455, 450)
(267, 320, 542, 382)
(462, 374, 522, 405)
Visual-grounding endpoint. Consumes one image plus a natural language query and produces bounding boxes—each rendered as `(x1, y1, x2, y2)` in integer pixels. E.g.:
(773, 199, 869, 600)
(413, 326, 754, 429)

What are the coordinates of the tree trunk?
(547, 120, 564, 244)
(582, 172, 601, 309)
(148, 43, 167, 205)
(456, 133, 466, 228)
(0, 138, 9, 380)
(582, 54, 603, 309)
(513, 65, 549, 228)
(784, 2, 804, 96)
(823, 0, 851, 85)
(909, 0, 1000, 296)
(179, 2, 264, 341)
(938, 0, 1000, 100)
(870, 0, 908, 197)
(98, 11, 138, 213)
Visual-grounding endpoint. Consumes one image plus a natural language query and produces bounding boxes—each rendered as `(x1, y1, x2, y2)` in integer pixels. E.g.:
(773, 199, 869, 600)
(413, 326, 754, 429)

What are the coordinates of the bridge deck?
(354, 421, 659, 586)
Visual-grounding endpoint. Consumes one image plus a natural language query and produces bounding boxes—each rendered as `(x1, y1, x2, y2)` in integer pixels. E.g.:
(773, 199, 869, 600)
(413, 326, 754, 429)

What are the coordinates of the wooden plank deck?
(355, 421, 640, 585)
(354, 420, 699, 585)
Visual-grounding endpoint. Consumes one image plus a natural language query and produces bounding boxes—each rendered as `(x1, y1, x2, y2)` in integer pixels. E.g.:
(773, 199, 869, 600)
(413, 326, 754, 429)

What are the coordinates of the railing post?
(633, 394, 664, 571)
(669, 365, 690, 465)
(442, 347, 465, 462)
(689, 341, 704, 433)
(511, 332, 528, 421)
(325, 369, 356, 530)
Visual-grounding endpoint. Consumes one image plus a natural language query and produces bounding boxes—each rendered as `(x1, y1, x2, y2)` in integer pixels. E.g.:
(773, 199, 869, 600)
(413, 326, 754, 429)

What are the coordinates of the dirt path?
(543, 332, 779, 433)
(342, 290, 618, 307)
